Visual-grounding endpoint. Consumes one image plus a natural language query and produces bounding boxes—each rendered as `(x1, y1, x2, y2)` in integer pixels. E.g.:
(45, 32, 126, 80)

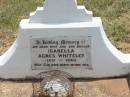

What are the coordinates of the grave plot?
(0, 0, 130, 97)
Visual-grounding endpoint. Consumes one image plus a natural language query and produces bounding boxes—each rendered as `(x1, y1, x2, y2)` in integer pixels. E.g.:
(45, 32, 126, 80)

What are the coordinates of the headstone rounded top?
(29, 0, 92, 23)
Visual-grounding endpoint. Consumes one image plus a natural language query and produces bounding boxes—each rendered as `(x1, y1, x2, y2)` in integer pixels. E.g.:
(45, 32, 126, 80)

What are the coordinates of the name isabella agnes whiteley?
(35, 39, 90, 58)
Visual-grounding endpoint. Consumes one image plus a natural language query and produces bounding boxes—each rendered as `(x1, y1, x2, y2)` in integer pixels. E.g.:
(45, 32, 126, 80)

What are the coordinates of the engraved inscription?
(31, 36, 92, 70)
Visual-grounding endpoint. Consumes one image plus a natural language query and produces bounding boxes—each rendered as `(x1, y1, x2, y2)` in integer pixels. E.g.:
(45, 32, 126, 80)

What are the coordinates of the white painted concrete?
(29, 0, 92, 23)
(0, 0, 130, 79)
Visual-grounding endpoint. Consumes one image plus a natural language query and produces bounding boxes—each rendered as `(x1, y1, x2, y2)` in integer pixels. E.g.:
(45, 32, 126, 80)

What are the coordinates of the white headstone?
(0, 0, 130, 79)
(29, 0, 92, 23)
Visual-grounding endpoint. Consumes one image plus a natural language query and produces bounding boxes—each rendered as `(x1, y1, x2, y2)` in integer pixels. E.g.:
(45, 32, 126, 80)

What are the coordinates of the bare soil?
(0, 78, 129, 97)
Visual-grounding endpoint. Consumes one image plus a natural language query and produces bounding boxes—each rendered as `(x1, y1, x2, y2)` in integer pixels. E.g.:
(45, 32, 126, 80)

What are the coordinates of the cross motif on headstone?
(30, 0, 92, 23)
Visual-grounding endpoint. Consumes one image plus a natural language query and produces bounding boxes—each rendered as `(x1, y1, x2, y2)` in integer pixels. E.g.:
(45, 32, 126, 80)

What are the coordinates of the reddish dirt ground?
(0, 78, 129, 97)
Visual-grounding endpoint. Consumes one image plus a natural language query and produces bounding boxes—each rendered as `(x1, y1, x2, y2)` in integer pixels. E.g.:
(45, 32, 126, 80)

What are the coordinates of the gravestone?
(0, 0, 130, 80)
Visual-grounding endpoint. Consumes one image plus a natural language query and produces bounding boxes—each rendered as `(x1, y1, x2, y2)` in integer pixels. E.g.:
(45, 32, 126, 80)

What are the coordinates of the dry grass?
(0, 31, 15, 55)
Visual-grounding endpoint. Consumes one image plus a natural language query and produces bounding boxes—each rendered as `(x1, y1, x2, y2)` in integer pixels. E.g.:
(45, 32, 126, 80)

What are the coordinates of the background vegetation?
(0, 0, 130, 54)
